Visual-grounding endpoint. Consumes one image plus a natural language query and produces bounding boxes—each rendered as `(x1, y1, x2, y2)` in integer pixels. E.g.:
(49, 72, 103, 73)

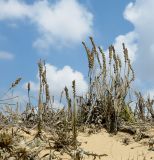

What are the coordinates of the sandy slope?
(1, 126, 154, 160)
(78, 129, 154, 160)
(40, 128, 154, 160)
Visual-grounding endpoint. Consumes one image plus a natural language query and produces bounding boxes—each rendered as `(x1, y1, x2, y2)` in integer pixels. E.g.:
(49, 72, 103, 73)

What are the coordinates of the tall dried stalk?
(37, 60, 44, 135)
(64, 86, 72, 120)
(82, 37, 135, 133)
(27, 82, 31, 109)
(135, 92, 145, 121)
(72, 80, 77, 150)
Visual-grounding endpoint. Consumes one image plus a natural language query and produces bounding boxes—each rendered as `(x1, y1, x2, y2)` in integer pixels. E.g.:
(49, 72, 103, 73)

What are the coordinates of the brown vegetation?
(0, 37, 154, 159)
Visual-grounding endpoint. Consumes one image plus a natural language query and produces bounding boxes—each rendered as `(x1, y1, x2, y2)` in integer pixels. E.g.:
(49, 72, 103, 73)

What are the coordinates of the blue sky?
(0, 0, 154, 104)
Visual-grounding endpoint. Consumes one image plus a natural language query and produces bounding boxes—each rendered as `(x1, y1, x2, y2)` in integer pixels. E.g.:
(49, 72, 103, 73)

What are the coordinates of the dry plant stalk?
(72, 80, 77, 150)
(82, 37, 135, 133)
(1, 36, 154, 160)
(37, 60, 44, 135)
(64, 86, 72, 120)
(11, 77, 22, 89)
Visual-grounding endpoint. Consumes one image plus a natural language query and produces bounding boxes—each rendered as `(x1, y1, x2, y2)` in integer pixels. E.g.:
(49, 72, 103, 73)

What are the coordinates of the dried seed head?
(123, 43, 129, 63)
(98, 46, 106, 77)
(38, 60, 43, 78)
(88, 53, 94, 69)
(72, 80, 76, 98)
(42, 70, 47, 85)
(115, 58, 119, 72)
(27, 82, 30, 92)
(64, 86, 69, 100)
(90, 37, 97, 53)
(122, 43, 125, 50)
(129, 65, 135, 82)
(11, 77, 22, 88)
(109, 46, 113, 65)
(117, 55, 122, 69)
(111, 45, 115, 54)
(113, 64, 116, 74)
(45, 84, 50, 102)
(112, 50, 117, 62)
(82, 41, 94, 69)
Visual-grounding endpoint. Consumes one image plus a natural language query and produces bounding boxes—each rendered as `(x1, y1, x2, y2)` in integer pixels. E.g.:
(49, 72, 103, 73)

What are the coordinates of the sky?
(0, 0, 154, 106)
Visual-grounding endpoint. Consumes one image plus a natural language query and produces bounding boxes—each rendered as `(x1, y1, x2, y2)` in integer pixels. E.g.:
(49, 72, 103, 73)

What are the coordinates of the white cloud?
(124, 0, 154, 82)
(24, 64, 88, 97)
(113, 31, 138, 63)
(0, 51, 14, 60)
(0, 0, 93, 50)
(110, 0, 154, 94)
(0, 0, 29, 20)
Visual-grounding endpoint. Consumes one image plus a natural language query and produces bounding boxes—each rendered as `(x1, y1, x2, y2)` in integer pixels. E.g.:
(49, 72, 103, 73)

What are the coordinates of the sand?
(37, 128, 154, 160)
(1, 126, 154, 160)
(78, 129, 154, 160)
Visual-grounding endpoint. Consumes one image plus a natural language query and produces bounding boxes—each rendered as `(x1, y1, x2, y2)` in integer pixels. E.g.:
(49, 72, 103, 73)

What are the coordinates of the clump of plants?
(0, 37, 154, 160)
(81, 37, 135, 133)
(0, 131, 13, 151)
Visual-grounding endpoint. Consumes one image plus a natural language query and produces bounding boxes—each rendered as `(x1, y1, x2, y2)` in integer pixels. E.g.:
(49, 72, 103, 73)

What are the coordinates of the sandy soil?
(78, 129, 154, 160)
(37, 128, 154, 160)
(1, 126, 154, 160)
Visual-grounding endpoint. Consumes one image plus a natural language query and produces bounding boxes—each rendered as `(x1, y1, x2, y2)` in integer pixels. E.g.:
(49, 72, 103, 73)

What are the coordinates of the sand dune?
(78, 129, 154, 160)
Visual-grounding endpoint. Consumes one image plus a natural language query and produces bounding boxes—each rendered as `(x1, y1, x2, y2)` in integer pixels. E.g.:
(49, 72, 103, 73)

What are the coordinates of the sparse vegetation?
(0, 37, 154, 159)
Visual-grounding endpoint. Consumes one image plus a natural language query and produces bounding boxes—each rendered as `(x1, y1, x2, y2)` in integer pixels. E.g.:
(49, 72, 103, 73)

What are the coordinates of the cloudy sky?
(0, 0, 153, 104)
